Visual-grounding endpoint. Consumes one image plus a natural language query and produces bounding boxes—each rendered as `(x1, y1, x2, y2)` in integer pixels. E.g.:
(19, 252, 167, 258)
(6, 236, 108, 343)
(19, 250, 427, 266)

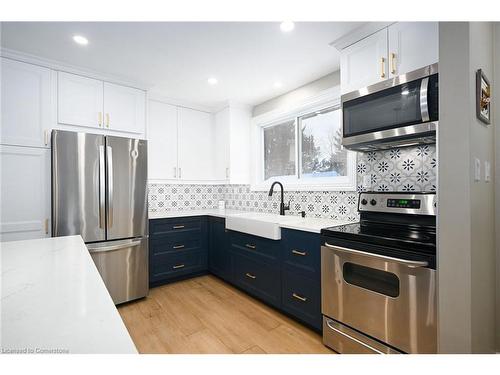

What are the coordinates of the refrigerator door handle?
(87, 239, 142, 254)
(99, 145, 106, 229)
(107, 145, 114, 228)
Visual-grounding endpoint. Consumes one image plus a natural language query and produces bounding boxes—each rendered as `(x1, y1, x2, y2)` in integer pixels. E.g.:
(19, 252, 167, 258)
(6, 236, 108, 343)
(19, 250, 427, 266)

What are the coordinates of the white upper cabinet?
(58, 72, 104, 129)
(177, 107, 215, 181)
(387, 22, 438, 78)
(147, 100, 178, 181)
(214, 108, 230, 181)
(103, 82, 146, 134)
(0, 145, 51, 242)
(340, 22, 438, 94)
(214, 104, 251, 184)
(58, 72, 146, 135)
(1, 58, 52, 148)
(340, 28, 388, 94)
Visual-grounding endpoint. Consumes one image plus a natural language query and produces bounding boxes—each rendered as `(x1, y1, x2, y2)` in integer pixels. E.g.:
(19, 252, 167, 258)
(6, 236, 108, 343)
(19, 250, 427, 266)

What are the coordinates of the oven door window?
(342, 76, 437, 137)
(343, 262, 400, 298)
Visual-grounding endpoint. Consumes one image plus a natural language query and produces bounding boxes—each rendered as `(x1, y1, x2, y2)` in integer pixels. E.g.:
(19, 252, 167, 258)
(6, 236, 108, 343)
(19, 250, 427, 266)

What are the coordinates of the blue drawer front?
(282, 229, 321, 278)
(230, 231, 280, 262)
(150, 217, 206, 237)
(151, 233, 203, 255)
(282, 267, 322, 331)
(150, 249, 207, 282)
(232, 251, 280, 307)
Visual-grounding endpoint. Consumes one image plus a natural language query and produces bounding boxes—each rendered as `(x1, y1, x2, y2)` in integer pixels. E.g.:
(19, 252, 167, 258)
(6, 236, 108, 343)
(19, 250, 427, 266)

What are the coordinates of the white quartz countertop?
(0, 235, 137, 354)
(149, 209, 352, 234)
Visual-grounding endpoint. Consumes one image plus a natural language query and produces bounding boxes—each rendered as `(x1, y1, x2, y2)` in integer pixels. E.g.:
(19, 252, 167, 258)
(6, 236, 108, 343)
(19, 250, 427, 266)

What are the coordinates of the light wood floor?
(118, 275, 333, 354)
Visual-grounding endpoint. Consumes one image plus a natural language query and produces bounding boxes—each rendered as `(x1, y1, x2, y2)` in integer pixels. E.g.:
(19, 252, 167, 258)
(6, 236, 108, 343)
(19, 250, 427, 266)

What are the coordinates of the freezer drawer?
(88, 238, 148, 304)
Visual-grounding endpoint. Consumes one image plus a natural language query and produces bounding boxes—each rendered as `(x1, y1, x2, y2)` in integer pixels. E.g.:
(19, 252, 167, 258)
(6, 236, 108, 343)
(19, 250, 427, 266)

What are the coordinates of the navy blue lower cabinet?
(149, 216, 208, 286)
(231, 250, 281, 308)
(281, 266, 322, 330)
(208, 217, 231, 281)
(281, 229, 322, 331)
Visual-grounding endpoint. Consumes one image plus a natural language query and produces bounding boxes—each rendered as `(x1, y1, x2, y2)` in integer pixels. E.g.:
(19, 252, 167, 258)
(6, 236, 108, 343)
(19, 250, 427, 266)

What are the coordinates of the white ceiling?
(1, 22, 364, 109)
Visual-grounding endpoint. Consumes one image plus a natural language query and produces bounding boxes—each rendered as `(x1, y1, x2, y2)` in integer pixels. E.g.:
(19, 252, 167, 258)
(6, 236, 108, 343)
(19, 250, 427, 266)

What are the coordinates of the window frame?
(251, 92, 357, 192)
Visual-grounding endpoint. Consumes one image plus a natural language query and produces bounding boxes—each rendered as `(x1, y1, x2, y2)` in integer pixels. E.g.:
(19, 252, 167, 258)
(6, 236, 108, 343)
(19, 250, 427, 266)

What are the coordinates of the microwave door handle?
(419, 76, 430, 122)
(106, 145, 113, 228)
(324, 242, 429, 268)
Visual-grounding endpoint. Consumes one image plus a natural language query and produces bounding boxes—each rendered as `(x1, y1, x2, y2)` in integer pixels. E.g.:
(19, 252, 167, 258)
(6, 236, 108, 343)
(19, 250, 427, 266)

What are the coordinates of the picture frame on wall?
(476, 69, 491, 125)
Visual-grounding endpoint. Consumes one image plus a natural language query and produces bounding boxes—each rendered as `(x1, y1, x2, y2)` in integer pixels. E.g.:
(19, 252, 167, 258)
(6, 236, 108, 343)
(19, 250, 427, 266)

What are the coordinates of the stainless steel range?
(320, 192, 437, 354)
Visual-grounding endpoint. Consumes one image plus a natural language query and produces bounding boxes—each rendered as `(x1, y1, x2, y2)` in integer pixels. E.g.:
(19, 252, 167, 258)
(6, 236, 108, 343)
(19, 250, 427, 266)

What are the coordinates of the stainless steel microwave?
(341, 63, 438, 151)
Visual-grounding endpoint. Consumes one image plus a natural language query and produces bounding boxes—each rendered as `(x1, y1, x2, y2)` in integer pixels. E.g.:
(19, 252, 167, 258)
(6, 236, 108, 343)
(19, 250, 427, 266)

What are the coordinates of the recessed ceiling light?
(280, 21, 295, 32)
(73, 35, 89, 46)
(273, 81, 283, 89)
(207, 77, 218, 85)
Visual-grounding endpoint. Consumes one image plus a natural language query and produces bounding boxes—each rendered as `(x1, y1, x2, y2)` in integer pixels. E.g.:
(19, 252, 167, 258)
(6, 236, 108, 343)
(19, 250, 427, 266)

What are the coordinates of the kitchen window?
(255, 105, 357, 191)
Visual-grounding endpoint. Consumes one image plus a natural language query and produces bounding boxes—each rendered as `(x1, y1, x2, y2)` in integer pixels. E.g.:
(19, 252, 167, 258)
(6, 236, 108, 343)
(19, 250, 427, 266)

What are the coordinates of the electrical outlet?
(362, 174, 371, 190)
(484, 161, 491, 182)
(474, 158, 481, 182)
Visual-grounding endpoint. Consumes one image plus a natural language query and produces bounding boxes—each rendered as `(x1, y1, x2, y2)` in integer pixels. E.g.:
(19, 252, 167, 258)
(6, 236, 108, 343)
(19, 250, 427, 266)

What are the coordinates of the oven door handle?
(324, 243, 429, 268)
(325, 319, 385, 354)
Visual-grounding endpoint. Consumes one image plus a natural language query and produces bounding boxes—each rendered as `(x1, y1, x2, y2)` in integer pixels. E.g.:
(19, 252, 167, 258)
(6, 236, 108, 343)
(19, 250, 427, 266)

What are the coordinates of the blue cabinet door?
(281, 229, 322, 331)
(208, 217, 231, 281)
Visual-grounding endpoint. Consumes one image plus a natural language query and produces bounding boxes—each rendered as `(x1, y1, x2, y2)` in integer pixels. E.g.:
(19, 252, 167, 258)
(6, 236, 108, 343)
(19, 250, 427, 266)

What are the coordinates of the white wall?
(494, 23, 500, 353)
(438, 22, 497, 354)
(252, 71, 340, 117)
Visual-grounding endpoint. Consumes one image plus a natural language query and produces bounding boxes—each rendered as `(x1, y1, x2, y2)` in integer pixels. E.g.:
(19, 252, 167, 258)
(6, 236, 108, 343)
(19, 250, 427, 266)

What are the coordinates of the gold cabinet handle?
(173, 244, 185, 249)
(173, 264, 185, 269)
(380, 57, 386, 78)
(245, 244, 256, 250)
(390, 52, 396, 75)
(44, 218, 49, 235)
(292, 293, 307, 302)
(245, 273, 256, 279)
(173, 225, 185, 229)
(292, 249, 307, 256)
(98, 112, 103, 127)
(106, 113, 110, 128)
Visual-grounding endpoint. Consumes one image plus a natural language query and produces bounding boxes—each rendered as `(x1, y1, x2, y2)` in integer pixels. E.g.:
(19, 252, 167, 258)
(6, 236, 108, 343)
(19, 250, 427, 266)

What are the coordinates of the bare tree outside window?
(300, 108, 347, 178)
(263, 120, 296, 180)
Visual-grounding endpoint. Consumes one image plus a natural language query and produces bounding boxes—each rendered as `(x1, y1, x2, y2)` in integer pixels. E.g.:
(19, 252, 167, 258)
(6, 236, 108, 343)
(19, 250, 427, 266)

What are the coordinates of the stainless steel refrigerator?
(52, 130, 148, 304)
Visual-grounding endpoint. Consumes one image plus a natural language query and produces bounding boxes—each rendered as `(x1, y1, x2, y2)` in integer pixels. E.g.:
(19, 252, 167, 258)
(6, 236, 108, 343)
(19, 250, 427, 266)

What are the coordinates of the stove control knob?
(370, 199, 377, 206)
(361, 199, 368, 205)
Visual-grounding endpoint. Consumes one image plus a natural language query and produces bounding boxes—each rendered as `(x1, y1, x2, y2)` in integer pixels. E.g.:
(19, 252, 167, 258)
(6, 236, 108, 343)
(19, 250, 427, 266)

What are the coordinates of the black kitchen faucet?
(268, 181, 290, 216)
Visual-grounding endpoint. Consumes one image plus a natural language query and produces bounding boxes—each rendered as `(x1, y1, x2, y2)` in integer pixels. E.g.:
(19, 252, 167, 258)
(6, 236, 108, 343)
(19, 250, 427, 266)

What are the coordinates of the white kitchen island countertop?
(149, 209, 353, 234)
(0, 235, 137, 354)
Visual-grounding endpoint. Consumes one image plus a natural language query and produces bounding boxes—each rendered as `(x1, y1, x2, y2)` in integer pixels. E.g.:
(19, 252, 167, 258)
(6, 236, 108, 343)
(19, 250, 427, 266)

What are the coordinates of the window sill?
(250, 180, 358, 192)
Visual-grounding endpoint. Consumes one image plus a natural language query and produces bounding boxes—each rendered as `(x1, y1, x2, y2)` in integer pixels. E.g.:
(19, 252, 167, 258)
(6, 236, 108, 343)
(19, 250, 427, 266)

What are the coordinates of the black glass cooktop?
(321, 220, 436, 254)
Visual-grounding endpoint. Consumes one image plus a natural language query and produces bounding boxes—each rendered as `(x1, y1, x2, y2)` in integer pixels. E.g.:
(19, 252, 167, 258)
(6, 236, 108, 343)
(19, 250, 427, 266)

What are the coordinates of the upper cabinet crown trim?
(0, 47, 148, 91)
(330, 22, 395, 51)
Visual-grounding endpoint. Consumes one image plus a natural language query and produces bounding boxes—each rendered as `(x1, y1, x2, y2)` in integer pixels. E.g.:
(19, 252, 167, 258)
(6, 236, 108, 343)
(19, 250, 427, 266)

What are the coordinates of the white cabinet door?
(0, 145, 51, 242)
(214, 108, 230, 181)
(1, 58, 52, 148)
(103, 82, 146, 134)
(58, 72, 103, 129)
(177, 107, 214, 181)
(147, 100, 178, 181)
(340, 28, 388, 94)
(388, 22, 438, 77)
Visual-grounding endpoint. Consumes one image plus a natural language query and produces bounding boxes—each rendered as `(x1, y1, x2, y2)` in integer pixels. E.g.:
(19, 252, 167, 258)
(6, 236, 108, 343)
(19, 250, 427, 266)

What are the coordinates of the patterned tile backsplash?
(148, 144, 437, 222)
